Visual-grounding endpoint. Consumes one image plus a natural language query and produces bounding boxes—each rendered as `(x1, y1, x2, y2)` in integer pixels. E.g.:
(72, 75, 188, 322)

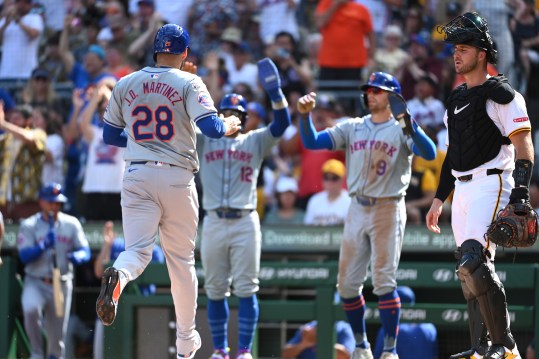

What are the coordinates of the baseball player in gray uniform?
(297, 72, 436, 359)
(96, 24, 240, 359)
(199, 58, 290, 359)
(18, 182, 90, 359)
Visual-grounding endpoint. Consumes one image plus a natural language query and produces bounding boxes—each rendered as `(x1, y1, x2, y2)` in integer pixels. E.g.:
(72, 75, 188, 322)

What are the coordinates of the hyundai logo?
(433, 269, 454, 282)
(442, 309, 463, 322)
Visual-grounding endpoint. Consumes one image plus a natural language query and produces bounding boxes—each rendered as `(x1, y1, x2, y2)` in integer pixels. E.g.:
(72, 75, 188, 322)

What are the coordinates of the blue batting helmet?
(219, 93, 247, 114)
(360, 72, 401, 94)
(39, 183, 67, 203)
(153, 24, 190, 61)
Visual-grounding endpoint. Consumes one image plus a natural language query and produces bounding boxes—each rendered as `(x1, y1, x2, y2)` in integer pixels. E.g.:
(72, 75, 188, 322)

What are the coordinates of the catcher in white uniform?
(96, 24, 240, 359)
(426, 12, 534, 359)
(198, 58, 290, 359)
(297, 72, 436, 359)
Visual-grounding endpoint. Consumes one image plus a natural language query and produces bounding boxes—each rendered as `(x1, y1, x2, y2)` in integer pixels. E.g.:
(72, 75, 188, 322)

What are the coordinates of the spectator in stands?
(67, 81, 123, 221)
(371, 25, 409, 75)
(20, 67, 70, 121)
(104, 44, 135, 80)
(282, 320, 355, 359)
(405, 157, 437, 225)
(509, 0, 539, 95)
(0, 0, 44, 79)
(32, 107, 65, 187)
(127, 1, 164, 68)
(304, 32, 322, 81)
(250, 0, 300, 44)
(314, 0, 376, 114)
(356, 0, 400, 45)
(128, 0, 192, 27)
(0, 88, 15, 114)
(279, 94, 346, 209)
(466, 0, 516, 81)
(93, 220, 165, 359)
(374, 286, 439, 359)
(304, 159, 350, 226)
(264, 176, 305, 225)
(223, 43, 260, 97)
(39, 0, 65, 33)
(39, 31, 71, 83)
(406, 74, 445, 132)
(402, 5, 432, 41)
(396, 33, 444, 100)
(60, 15, 115, 90)
(0, 104, 46, 222)
(186, 0, 239, 55)
(265, 31, 313, 98)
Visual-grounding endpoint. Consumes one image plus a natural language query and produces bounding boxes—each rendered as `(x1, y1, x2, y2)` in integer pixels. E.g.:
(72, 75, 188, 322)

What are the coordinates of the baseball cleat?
(96, 267, 121, 326)
(235, 349, 253, 359)
(210, 348, 230, 359)
(484, 344, 520, 359)
(351, 347, 374, 359)
(449, 349, 484, 359)
(177, 331, 202, 359)
(257, 58, 280, 91)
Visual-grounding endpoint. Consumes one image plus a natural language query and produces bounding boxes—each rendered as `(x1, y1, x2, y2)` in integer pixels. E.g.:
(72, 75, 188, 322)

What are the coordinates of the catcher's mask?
(219, 93, 248, 130)
(439, 12, 497, 64)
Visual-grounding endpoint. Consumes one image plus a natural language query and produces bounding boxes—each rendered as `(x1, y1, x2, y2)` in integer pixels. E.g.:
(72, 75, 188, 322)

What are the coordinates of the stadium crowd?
(1, 0, 539, 225)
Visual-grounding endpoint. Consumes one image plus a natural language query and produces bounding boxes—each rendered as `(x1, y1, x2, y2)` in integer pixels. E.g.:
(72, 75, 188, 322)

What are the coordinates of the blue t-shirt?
(374, 323, 438, 359)
(287, 321, 355, 359)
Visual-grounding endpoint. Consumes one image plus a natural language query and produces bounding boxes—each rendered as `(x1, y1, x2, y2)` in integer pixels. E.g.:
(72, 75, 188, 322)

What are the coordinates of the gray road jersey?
(197, 128, 278, 210)
(327, 115, 414, 197)
(104, 66, 218, 172)
(17, 212, 88, 278)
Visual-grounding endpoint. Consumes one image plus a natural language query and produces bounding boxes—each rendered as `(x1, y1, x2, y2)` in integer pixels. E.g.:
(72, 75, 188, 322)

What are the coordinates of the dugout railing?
(100, 261, 539, 359)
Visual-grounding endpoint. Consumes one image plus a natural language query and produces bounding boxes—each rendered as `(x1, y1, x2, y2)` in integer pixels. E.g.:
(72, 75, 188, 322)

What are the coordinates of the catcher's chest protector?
(446, 76, 512, 172)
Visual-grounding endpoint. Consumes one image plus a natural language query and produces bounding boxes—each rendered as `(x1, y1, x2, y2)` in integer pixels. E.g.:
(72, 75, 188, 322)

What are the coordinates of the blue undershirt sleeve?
(197, 114, 226, 138)
(103, 122, 127, 147)
(299, 115, 333, 150)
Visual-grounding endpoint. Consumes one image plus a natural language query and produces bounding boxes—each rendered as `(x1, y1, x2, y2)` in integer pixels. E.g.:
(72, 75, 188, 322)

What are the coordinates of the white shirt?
(256, 0, 300, 44)
(224, 57, 259, 95)
(304, 190, 351, 226)
(407, 96, 445, 129)
(0, 13, 44, 79)
(82, 126, 125, 193)
(42, 133, 65, 186)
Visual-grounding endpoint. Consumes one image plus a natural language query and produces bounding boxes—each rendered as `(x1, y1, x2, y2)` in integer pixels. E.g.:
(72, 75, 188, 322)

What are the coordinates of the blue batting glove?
(40, 231, 56, 250)
(257, 57, 284, 102)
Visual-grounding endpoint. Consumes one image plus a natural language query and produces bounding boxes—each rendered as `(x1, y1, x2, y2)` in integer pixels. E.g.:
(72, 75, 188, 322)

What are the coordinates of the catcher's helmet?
(439, 12, 497, 64)
(39, 183, 67, 203)
(360, 72, 401, 108)
(153, 24, 190, 61)
(219, 93, 247, 114)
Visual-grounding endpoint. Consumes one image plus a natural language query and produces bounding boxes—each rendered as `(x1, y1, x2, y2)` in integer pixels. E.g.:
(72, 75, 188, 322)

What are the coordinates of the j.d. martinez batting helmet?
(153, 24, 190, 61)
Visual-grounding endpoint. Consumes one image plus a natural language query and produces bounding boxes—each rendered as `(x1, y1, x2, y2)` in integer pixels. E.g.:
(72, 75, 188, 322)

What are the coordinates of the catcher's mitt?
(485, 202, 539, 248)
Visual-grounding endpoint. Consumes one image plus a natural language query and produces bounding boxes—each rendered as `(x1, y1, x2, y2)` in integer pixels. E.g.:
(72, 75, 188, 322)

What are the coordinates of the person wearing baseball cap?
(17, 181, 90, 359)
(304, 159, 351, 226)
(264, 176, 305, 225)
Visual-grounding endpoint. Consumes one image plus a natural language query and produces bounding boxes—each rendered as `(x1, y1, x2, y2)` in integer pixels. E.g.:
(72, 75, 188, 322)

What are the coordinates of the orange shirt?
(316, 0, 374, 68)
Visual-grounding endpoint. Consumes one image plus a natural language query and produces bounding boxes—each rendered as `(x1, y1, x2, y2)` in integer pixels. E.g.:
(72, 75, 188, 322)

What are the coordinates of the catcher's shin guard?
(455, 267, 489, 356)
(455, 240, 516, 348)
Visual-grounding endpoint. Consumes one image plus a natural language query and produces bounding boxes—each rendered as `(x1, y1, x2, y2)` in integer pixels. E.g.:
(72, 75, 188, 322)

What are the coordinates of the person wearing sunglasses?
(297, 71, 436, 359)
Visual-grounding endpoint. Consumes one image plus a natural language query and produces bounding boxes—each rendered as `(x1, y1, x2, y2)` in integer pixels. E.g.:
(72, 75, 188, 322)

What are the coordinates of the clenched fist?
(297, 92, 317, 114)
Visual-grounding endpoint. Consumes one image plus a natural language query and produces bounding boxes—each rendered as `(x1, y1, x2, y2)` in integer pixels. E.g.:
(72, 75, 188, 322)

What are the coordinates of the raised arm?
(296, 92, 333, 150)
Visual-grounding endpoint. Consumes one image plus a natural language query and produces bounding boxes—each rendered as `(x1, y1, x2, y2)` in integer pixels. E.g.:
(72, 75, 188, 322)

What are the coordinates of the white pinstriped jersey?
(197, 128, 278, 210)
(327, 115, 415, 198)
(104, 66, 218, 172)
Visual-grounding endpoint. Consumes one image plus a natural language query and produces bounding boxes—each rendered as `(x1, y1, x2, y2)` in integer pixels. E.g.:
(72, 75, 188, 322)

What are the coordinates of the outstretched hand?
(297, 92, 317, 114)
(221, 114, 241, 136)
(182, 61, 198, 75)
